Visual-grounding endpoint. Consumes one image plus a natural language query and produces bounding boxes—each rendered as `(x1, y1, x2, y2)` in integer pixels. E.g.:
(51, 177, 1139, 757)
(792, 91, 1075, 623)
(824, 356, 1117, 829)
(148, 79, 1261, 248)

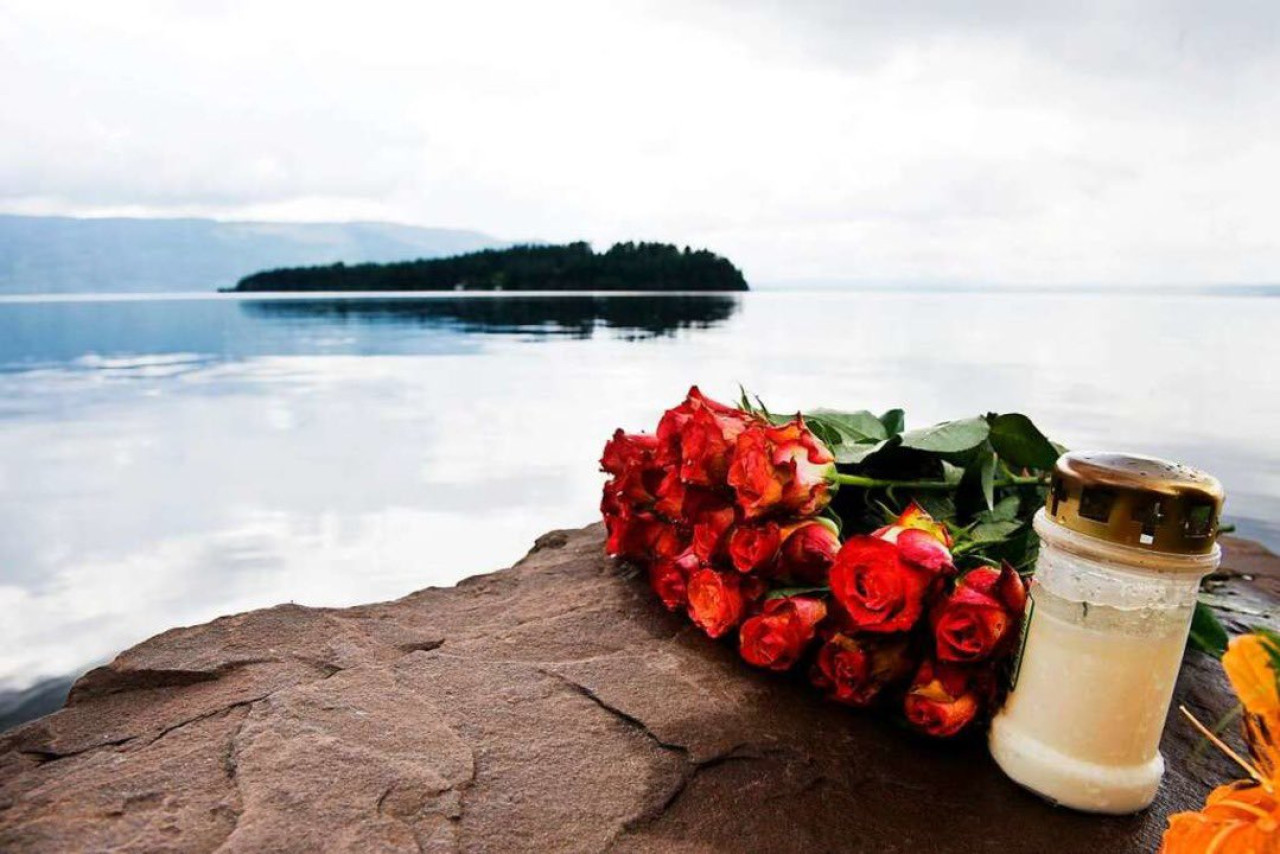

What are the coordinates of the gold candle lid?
(1045, 452, 1224, 555)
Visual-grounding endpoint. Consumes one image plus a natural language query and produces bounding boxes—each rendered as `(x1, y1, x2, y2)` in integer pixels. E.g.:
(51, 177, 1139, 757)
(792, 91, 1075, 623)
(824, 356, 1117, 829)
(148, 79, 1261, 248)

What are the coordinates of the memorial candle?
(989, 452, 1224, 814)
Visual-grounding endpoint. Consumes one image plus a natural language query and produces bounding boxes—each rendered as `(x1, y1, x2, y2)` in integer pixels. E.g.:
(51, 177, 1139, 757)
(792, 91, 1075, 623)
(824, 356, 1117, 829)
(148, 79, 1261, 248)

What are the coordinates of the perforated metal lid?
(1045, 452, 1224, 555)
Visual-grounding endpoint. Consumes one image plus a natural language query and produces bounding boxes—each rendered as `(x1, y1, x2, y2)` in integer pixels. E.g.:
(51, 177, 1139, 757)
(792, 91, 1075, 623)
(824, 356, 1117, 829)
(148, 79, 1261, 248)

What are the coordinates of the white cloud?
(2, 0, 1279, 285)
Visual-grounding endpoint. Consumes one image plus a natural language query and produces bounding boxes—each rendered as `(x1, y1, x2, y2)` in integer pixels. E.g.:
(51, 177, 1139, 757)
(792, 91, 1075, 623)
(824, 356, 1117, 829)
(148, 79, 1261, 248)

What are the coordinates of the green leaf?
(805, 409, 889, 444)
(1188, 600, 1230, 657)
(899, 417, 990, 454)
(1195, 593, 1271, 619)
(979, 450, 997, 511)
(988, 413, 1060, 471)
(879, 408, 905, 437)
(966, 519, 1023, 544)
(765, 586, 831, 600)
(833, 437, 895, 465)
(802, 418, 842, 451)
(984, 494, 1021, 523)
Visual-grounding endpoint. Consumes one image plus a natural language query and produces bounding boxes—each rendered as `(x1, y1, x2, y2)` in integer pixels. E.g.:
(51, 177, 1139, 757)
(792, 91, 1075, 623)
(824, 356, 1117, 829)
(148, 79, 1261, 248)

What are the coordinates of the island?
(229, 241, 749, 293)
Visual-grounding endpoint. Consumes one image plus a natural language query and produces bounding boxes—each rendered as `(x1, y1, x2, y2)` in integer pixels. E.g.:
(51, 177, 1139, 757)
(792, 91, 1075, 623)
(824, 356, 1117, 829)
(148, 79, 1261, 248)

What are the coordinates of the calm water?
(1, 291, 1277, 694)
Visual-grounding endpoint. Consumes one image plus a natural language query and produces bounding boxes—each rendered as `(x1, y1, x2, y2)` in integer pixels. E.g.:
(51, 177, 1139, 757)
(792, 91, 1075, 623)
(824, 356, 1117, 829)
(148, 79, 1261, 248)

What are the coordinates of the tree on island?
(232, 241, 749, 293)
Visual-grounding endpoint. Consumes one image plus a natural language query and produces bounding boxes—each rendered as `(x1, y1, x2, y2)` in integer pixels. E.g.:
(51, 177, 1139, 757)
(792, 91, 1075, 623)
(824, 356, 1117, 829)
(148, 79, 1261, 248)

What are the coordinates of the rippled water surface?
(1, 290, 1277, 693)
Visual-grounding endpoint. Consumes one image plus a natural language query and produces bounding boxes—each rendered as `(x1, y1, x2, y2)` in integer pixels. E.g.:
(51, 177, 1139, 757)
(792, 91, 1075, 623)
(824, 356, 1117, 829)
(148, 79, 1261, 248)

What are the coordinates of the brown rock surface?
(1, 526, 1277, 852)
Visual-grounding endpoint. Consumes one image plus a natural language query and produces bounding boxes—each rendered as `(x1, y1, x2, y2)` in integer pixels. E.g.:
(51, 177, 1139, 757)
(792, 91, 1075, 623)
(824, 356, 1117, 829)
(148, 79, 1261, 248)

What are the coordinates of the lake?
(1, 290, 1277, 701)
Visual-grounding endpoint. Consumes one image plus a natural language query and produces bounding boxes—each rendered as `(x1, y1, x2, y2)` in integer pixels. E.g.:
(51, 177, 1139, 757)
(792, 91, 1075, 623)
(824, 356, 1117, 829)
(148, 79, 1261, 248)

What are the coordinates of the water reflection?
(239, 294, 740, 339)
(0, 294, 741, 368)
(0, 291, 1277, 724)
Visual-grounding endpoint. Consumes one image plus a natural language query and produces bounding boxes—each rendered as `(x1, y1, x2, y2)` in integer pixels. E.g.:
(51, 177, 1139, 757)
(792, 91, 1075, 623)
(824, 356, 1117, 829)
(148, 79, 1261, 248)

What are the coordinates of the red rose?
(600, 429, 659, 477)
(603, 503, 653, 559)
(828, 535, 932, 633)
(649, 520, 691, 561)
(656, 386, 733, 452)
(602, 496, 687, 561)
(777, 518, 841, 583)
(688, 495, 737, 563)
(727, 418, 835, 520)
(903, 659, 992, 737)
(686, 567, 750, 638)
(738, 596, 827, 671)
(600, 479, 624, 518)
(648, 550, 700, 611)
(656, 387, 753, 487)
(811, 633, 914, 707)
(611, 464, 665, 509)
(727, 522, 782, 574)
(931, 563, 1027, 663)
(652, 469, 687, 520)
(678, 405, 752, 487)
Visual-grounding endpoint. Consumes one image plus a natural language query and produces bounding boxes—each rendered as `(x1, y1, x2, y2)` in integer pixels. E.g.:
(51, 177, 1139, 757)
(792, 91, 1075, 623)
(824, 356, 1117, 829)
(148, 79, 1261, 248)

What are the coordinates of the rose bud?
(903, 659, 992, 737)
(728, 522, 782, 574)
(872, 502, 954, 575)
(873, 500, 954, 548)
(931, 562, 1028, 663)
(600, 429, 660, 477)
(738, 596, 827, 671)
(811, 633, 914, 707)
(727, 418, 836, 520)
(686, 567, 748, 638)
(648, 550, 700, 611)
(777, 518, 841, 583)
(828, 535, 932, 633)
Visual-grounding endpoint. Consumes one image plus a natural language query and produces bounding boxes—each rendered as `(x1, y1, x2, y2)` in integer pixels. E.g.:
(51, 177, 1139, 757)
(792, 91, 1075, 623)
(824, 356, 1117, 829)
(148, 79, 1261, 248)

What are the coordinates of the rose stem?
(829, 473, 1046, 490)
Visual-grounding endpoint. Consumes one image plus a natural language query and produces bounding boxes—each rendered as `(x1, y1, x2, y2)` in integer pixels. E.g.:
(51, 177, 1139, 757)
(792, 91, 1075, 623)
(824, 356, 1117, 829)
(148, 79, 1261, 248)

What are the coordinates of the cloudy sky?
(3, 0, 1279, 286)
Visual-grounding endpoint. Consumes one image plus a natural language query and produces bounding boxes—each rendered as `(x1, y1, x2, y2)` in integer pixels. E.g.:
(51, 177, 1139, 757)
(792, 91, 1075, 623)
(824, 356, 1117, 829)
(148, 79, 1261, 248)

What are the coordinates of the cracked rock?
(1, 527, 1276, 852)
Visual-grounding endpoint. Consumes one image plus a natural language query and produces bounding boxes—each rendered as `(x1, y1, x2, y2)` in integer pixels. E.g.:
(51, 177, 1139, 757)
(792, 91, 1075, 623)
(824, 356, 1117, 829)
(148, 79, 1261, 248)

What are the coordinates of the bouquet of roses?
(599, 386, 1061, 737)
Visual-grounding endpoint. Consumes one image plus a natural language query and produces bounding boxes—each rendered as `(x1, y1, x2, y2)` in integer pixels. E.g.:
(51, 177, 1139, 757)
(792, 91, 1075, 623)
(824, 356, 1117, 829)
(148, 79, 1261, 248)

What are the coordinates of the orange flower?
(1224, 632, 1280, 780)
(1160, 631, 1280, 854)
(1159, 782, 1278, 854)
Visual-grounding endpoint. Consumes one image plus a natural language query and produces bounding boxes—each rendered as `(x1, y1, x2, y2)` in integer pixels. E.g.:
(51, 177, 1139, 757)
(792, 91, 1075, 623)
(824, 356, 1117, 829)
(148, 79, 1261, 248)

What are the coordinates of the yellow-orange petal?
(1224, 634, 1280, 719)
(1160, 781, 1280, 854)
(891, 501, 954, 548)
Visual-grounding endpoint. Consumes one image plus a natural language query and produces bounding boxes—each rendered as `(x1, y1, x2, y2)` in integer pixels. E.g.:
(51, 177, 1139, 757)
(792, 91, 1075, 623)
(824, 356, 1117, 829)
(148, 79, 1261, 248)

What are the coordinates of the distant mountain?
(0, 215, 500, 294)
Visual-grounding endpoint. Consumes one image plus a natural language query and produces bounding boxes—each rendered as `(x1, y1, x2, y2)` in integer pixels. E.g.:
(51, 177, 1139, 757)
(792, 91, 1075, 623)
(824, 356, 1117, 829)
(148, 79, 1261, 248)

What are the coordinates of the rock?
(1, 525, 1276, 852)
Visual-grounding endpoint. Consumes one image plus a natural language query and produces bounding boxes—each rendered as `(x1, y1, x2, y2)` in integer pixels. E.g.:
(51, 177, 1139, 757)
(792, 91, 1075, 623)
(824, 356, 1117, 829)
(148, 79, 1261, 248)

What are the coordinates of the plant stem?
(829, 473, 1046, 490)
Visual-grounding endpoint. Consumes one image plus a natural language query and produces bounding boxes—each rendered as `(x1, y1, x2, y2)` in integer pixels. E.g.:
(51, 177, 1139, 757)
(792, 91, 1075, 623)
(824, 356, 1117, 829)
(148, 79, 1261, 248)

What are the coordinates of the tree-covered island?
(231, 241, 748, 292)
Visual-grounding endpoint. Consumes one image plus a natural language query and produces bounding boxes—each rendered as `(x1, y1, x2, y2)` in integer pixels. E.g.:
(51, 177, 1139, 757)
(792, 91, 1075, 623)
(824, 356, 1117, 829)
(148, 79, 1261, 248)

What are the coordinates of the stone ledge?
(0, 526, 1276, 852)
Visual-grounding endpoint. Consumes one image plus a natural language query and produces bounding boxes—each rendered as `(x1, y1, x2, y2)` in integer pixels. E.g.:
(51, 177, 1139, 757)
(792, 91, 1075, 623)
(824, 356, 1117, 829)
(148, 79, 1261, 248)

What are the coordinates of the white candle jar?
(989, 452, 1223, 814)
